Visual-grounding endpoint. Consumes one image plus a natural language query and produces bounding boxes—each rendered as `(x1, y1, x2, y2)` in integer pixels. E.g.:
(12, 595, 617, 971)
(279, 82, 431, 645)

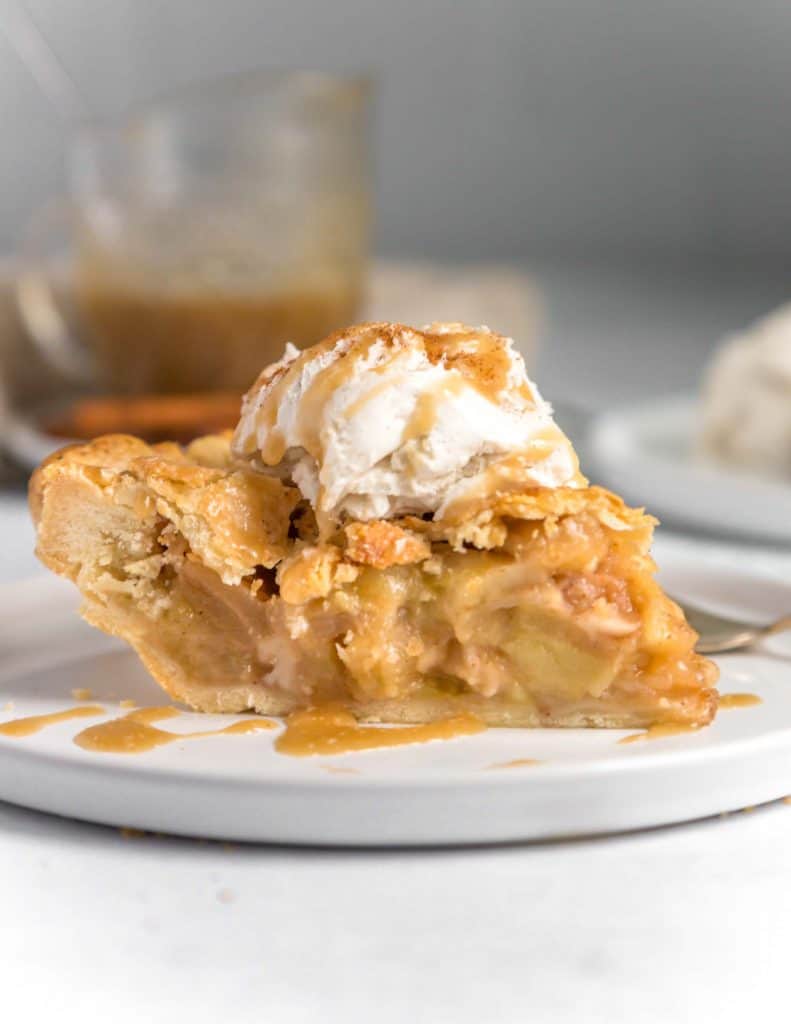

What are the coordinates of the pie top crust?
(31, 430, 654, 585)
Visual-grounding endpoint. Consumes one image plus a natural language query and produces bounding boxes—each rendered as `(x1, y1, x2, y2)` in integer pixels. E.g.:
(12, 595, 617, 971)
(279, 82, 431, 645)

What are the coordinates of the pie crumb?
(119, 827, 147, 839)
(71, 687, 93, 701)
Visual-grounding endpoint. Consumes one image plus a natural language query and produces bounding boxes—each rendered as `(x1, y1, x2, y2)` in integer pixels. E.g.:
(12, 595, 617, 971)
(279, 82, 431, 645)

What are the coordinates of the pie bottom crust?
(29, 434, 719, 729)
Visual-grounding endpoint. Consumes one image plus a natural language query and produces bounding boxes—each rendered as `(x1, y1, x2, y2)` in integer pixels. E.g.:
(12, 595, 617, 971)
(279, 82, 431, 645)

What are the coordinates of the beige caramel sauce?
(299, 335, 382, 458)
(0, 705, 105, 738)
(620, 693, 761, 745)
(250, 344, 312, 465)
(487, 758, 542, 770)
(342, 376, 404, 419)
(719, 693, 762, 709)
(1, 697, 486, 761)
(76, 274, 359, 396)
(440, 440, 583, 525)
(400, 376, 467, 443)
(618, 722, 702, 745)
(424, 328, 517, 402)
(275, 704, 487, 757)
(253, 333, 382, 533)
(249, 325, 548, 537)
(398, 326, 536, 445)
(255, 332, 376, 466)
(255, 325, 517, 467)
(73, 706, 274, 754)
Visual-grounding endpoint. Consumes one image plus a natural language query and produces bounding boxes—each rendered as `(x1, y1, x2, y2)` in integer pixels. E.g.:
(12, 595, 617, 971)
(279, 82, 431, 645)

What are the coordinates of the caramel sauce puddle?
(487, 758, 542, 770)
(620, 692, 762, 745)
(275, 704, 487, 757)
(719, 693, 762, 709)
(74, 706, 275, 753)
(618, 722, 702, 745)
(1, 701, 486, 759)
(0, 705, 105, 737)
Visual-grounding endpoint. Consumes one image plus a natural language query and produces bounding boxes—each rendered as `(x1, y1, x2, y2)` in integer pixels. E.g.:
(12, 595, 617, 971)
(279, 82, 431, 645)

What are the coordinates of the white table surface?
(2, 263, 791, 1023)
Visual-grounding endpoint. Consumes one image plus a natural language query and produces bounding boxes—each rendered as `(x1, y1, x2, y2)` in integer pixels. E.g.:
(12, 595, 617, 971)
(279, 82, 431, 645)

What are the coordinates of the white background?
(2, 790, 790, 1024)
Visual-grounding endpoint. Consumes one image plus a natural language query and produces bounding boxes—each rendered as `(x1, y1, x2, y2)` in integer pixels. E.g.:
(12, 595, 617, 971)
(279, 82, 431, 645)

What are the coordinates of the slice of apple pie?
(30, 322, 718, 728)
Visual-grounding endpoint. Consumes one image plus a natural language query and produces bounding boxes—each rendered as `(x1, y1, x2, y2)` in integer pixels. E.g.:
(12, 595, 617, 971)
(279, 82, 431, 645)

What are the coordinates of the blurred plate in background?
(587, 395, 791, 544)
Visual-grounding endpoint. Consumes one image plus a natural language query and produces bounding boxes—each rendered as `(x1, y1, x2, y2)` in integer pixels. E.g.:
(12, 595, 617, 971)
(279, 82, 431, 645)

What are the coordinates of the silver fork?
(676, 599, 791, 654)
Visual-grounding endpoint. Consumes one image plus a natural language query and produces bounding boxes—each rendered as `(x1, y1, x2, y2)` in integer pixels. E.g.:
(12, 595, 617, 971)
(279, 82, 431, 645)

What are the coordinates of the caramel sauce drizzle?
(259, 418, 287, 466)
(487, 758, 542, 769)
(1, 699, 487, 761)
(257, 332, 377, 466)
(437, 422, 585, 525)
(618, 722, 702, 745)
(719, 693, 762, 709)
(0, 705, 105, 737)
(73, 706, 275, 754)
(400, 375, 467, 444)
(255, 325, 523, 469)
(299, 335, 380, 458)
(342, 375, 406, 419)
(424, 327, 515, 401)
(275, 704, 487, 757)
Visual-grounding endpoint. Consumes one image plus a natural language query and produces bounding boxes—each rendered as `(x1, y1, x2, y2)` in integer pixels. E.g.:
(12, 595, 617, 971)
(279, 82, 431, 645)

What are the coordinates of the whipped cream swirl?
(232, 322, 581, 522)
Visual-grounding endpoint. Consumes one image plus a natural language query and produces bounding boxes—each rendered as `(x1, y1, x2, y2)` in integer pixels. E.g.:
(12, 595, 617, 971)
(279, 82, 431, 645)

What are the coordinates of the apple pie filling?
(116, 494, 714, 729)
(31, 429, 718, 730)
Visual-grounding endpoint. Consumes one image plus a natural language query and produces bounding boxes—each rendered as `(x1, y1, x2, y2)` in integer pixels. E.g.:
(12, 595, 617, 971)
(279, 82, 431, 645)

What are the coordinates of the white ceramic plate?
(586, 395, 791, 544)
(1, 563, 790, 847)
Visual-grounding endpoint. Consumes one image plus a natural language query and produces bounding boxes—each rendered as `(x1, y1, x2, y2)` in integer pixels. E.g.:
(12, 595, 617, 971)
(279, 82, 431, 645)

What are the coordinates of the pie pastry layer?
(30, 433, 718, 728)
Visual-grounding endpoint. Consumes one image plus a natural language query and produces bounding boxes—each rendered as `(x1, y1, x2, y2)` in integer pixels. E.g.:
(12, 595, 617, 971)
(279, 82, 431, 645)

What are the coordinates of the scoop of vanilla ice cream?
(232, 322, 581, 523)
(699, 303, 791, 478)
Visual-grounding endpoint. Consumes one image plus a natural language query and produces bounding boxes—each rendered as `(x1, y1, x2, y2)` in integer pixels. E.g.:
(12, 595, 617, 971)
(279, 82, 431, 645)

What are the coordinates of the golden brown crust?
(398, 485, 655, 551)
(31, 433, 299, 584)
(277, 545, 359, 604)
(343, 520, 431, 569)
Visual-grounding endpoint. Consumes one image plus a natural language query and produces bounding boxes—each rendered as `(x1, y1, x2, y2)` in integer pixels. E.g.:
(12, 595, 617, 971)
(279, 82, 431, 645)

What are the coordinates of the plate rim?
(586, 392, 791, 542)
